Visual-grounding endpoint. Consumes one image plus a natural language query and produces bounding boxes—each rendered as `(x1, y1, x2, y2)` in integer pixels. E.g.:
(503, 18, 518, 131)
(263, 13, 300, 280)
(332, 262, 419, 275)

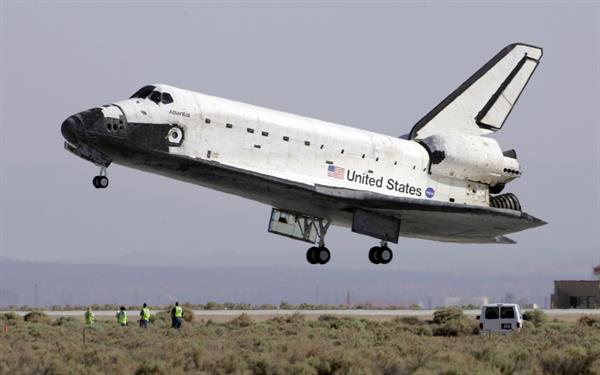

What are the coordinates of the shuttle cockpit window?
(161, 92, 174, 104)
(130, 85, 175, 105)
(130, 85, 155, 99)
(149, 91, 162, 104)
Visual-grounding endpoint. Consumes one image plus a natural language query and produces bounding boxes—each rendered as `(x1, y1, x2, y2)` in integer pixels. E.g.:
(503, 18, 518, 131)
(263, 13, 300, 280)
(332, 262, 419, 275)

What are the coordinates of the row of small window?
(208, 117, 314, 146)
(503, 168, 520, 175)
(208, 117, 412, 166)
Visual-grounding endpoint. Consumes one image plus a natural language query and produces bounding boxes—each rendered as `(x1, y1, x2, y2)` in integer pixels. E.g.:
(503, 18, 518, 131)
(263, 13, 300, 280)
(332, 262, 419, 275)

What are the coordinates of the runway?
(3, 309, 600, 322)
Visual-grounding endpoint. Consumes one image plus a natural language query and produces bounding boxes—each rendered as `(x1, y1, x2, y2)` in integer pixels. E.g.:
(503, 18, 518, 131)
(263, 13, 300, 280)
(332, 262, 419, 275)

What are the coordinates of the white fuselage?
(109, 84, 491, 211)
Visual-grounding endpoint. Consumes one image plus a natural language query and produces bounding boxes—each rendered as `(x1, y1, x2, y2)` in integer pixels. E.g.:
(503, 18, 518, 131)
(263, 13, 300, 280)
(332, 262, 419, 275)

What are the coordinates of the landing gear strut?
(92, 166, 109, 189)
(368, 241, 393, 265)
(306, 219, 331, 265)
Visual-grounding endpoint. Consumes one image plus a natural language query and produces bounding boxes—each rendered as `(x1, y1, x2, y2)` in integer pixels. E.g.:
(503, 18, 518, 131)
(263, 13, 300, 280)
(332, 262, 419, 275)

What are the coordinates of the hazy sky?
(1, 1, 598, 277)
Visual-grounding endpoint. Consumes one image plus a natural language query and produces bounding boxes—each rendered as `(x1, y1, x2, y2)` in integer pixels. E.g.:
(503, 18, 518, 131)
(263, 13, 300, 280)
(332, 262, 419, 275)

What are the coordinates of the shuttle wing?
(315, 185, 546, 244)
(409, 43, 543, 140)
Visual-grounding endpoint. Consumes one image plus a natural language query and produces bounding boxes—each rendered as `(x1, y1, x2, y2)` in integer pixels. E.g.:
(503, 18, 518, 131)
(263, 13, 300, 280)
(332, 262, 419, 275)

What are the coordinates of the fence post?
(83, 327, 86, 345)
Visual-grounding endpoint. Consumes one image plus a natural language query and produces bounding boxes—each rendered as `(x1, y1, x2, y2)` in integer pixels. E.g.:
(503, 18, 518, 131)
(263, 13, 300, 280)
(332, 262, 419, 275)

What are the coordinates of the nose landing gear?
(92, 167, 109, 189)
(368, 241, 393, 264)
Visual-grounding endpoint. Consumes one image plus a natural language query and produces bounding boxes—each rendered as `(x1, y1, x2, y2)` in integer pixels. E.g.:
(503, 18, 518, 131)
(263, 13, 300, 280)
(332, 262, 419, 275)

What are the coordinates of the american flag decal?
(327, 165, 345, 179)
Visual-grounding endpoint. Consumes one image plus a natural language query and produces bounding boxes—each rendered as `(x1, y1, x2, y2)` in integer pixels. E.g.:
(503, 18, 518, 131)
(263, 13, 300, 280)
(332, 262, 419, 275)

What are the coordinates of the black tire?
(306, 247, 319, 264)
(98, 176, 109, 189)
(316, 247, 330, 265)
(92, 176, 100, 188)
(379, 246, 393, 264)
(368, 246, 380, 264)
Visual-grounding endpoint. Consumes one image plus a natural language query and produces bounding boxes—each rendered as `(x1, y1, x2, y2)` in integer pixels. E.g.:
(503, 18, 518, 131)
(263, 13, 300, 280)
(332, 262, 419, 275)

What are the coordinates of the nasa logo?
(425, 187, 435, 199)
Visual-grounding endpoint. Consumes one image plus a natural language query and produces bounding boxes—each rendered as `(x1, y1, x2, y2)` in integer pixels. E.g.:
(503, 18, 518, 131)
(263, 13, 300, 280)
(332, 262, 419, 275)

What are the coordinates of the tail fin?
(409, 43, 543, 140)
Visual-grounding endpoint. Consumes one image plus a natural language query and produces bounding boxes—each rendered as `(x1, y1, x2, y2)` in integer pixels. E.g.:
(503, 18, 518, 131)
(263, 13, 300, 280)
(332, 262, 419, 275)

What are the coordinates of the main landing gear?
(306, 219, 331, 265)
(368, 241, 393, 265)
(92, 167, 109, 189)
(307, 246, 330, 265)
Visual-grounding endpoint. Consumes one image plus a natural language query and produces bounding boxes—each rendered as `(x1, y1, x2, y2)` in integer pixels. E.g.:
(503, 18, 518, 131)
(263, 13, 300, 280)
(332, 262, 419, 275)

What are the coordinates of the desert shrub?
(150, 310, 169, 325)
(223, 302, 252, 310)
(541, 344, 600, 375)
(135, 360, 167, 375)
(255, 303, 278, 310)
(23, 311, 51, 324)
(578, 315, 600, 328)
(390, 316, 433, 336)
(539, 321, 571, 335)
(431, 307, 474, 336)
(204, 301, 221, 310)
(397, 316, 421, 325)
(475, 345, 533, 374)
(524, 309, 547, 327)
(1, 312, 21, 321)
(412, 324, 433, 336)
(229, 313, 253, 328)
(317, 315, 366, 331)
(181, 305, 194, 322)
(432, 307, 463, 324)
(53, 316, 77, 326)
(270, 312, 305, 324)
(318, 314, 338, 322)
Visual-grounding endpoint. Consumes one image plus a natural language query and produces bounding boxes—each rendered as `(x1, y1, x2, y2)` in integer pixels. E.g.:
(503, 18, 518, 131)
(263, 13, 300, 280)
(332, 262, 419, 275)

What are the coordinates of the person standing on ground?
(139, 303, 150, 328)
(171, 302, 183, 329)
(116, 306, 128, 326)
(84, 307, 95, 326)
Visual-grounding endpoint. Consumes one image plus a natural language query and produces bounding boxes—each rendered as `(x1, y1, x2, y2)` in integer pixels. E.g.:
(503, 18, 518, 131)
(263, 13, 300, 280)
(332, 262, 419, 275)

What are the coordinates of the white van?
(477, 303, 523, 334)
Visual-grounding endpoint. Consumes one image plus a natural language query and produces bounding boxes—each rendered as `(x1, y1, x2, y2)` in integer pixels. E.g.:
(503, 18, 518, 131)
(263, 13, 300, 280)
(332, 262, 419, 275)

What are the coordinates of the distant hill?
(0, 257, 561, 308)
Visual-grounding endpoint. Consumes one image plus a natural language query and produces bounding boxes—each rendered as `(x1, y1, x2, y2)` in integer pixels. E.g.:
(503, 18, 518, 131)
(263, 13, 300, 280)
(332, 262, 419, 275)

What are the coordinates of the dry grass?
(1, 309, 599, 374)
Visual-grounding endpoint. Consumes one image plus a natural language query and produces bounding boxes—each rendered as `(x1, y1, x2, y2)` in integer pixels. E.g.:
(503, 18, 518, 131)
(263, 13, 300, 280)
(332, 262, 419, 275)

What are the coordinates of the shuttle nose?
(61, 108, 105, 145)
(61, 115, 82, 145)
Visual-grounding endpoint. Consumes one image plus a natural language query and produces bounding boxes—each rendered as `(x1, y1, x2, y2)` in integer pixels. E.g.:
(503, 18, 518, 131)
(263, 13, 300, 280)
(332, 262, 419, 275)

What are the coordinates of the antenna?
(34, 283, 39, 309)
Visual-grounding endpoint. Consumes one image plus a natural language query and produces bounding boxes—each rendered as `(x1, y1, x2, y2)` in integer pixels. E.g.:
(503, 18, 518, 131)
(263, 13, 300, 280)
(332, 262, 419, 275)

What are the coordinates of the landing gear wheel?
(93, 175, 109, 189)
(93, 167, 109, 189)
(98, 176, 109, 188)
(306, 247, 319, 264)
(378, 246, 393, 264)
(369, 246, 380, 264)
(316, 247, 330, 265)
(369, 245, 393, 264)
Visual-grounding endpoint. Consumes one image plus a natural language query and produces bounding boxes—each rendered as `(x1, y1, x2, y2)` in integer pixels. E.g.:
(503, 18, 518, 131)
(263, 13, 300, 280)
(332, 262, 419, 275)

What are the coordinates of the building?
(551, 280, 600, 308)
(594, 264, 600, 280)
(444, 296, 489, 307)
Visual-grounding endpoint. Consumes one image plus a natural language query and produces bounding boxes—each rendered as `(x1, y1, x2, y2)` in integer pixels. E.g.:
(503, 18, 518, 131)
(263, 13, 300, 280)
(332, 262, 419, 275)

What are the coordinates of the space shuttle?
(61, 43, 546, 265)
